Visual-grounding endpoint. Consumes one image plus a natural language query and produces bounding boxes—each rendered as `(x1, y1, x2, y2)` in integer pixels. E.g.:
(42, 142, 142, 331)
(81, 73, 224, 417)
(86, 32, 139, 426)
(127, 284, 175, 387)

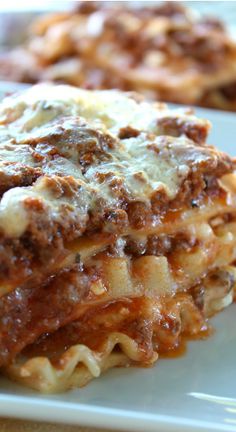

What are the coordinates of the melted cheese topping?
(1, 86, 157, 130)
(0, 84, 208, 136)
(0, 84, 231, 238)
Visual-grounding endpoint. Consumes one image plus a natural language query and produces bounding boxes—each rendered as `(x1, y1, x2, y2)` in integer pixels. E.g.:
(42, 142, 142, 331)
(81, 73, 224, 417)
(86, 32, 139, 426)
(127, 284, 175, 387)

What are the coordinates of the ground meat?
(157, 116, 210, 145)
(0, 162, 42, 196)
(118, 126, 140, 139)
(199, 18, 225, 32)
(125, 237, 147, 257)
(146, 232, 196, 256)
(124, 230, 197, 258)
(172, 172, 206, 207)
(169, 29, 230, 66)
(190, 268, 235, 314)
(219, 81, 236, 101)
(190, 284, 205, 311)
(23, 116, 116, 173)
(151, 189, 170, 214)
(76, 1, 101, 15)
(127, 201, 152, 229)
(0, 264, 93, 366)
(146, 235, 172, 256)
(0, 229, 65, 289)
(23, 296, 155, 364)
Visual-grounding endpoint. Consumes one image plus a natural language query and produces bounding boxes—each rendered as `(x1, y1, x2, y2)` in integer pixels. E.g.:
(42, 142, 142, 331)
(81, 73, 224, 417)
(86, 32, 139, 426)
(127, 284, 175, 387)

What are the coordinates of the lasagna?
(1, 2, 236, 110)
(0, 84, 235, 393)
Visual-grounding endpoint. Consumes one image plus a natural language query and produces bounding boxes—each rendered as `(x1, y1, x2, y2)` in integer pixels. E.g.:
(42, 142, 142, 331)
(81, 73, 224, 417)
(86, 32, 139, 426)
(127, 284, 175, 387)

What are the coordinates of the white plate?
(0, 90, 236, 431)
(1, 306, 236, 432)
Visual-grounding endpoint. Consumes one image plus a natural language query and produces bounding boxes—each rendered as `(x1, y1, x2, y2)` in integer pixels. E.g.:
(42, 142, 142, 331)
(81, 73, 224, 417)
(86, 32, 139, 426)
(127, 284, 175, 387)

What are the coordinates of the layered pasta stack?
(0, 85, 235, 392)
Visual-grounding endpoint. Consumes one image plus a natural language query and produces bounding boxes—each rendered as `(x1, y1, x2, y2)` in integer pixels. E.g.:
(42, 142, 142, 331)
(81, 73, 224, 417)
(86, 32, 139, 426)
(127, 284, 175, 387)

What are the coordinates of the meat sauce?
(21, 293, 209, 368)
(0, 198, 234, 367)
(0, 187, 229, 292)
(159, 328, 212, 359)
(0, 264, 100, 365)
(22, 297, 155, 366)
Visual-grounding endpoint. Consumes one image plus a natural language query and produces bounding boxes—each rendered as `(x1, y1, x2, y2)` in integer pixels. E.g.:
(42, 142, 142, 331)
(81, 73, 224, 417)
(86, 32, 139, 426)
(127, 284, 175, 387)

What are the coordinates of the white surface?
(1, 306, 236, 431)
(0, 88, 235, 431)
(0, 1, 73, 12)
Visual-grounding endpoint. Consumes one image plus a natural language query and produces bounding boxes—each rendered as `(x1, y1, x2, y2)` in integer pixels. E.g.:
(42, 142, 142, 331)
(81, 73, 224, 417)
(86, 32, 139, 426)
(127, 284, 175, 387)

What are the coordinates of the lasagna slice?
(1, 2, 236, 111)
(0, 84, 235, 392)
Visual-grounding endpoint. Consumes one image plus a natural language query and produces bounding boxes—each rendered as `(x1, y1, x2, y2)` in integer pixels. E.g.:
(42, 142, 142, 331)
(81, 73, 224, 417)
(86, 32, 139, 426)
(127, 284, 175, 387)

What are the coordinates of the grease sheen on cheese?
(0, 84, 220, 238)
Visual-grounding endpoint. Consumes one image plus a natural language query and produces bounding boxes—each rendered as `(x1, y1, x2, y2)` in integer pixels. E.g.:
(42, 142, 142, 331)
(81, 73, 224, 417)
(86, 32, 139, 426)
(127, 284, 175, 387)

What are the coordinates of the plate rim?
(1, 394, 236, 432)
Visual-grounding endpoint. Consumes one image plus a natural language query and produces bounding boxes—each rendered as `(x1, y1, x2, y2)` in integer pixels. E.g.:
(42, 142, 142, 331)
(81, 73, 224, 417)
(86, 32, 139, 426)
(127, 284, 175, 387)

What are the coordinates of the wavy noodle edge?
(4, 332, 158, 393)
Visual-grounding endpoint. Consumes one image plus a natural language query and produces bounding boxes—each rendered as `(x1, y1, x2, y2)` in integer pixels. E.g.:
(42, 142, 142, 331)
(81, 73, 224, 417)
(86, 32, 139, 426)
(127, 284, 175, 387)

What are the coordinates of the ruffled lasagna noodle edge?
(4, 333, 157, 393)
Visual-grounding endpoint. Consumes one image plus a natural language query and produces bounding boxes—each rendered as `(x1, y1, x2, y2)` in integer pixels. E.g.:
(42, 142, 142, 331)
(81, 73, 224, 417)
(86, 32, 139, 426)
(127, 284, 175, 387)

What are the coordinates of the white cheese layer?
(0, 84, 221, 238)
